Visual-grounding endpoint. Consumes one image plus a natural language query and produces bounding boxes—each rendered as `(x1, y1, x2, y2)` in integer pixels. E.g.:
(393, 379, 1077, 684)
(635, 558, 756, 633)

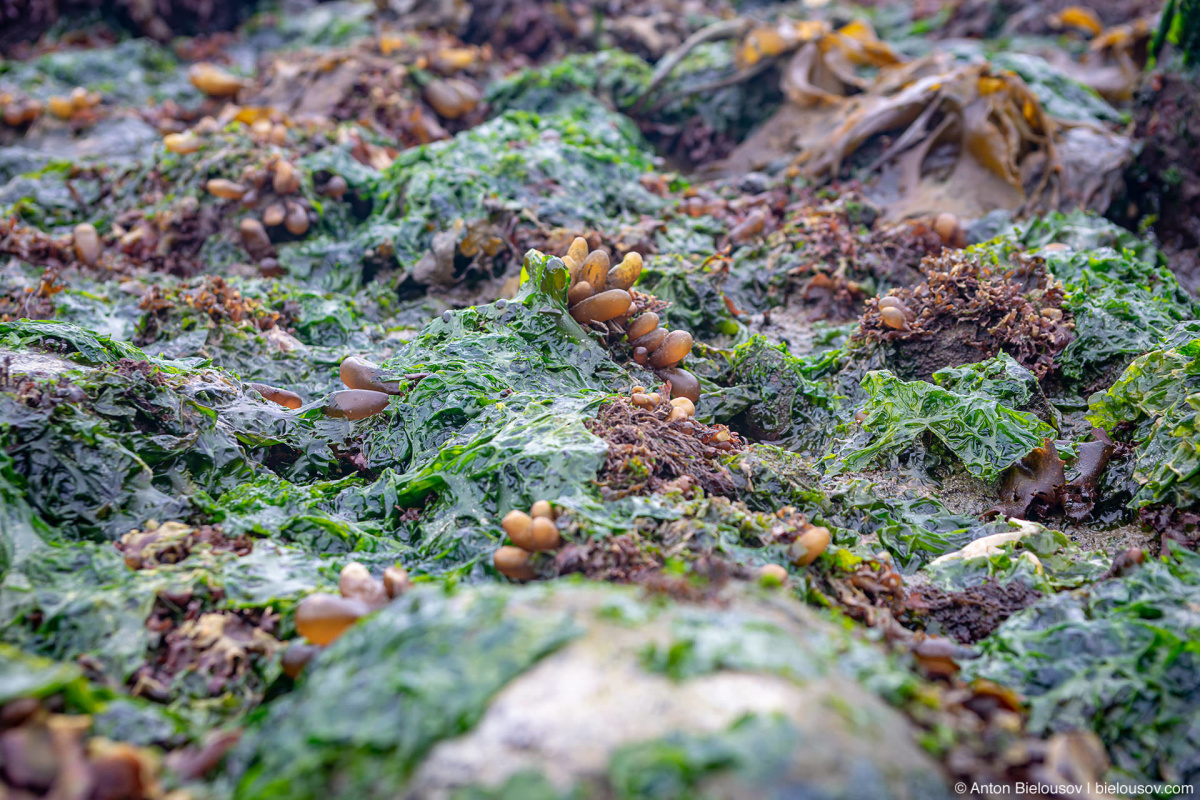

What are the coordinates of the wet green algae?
(6, 230, 1200, 793)
(2, 16, 1200, 799)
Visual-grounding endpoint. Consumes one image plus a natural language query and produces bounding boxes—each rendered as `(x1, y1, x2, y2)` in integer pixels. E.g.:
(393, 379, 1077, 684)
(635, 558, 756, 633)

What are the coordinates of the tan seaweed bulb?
(789, 524, 831, 567)
(629, 385, 696, 424)
(560, 238, 701, 403)
(1, 95, 43, 127)
(47, 86, 102, 120)
(494, 501, 563, 581)
(289, 562, 410, 671)
(73, 223, 101, 267)
(424, 78, 481, 119)
(189, 63, 246, 97)
(323, 389, 391, 420)
(249, 382, 302, 409)
(876, 295, 913, 331)
(338, 355, 404, 395)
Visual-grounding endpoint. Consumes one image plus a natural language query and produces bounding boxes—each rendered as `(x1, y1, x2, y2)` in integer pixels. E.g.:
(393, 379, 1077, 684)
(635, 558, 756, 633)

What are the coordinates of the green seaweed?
(707, 335, 844, 455)
(607, 713, 799, 800)
(824, 479, 1007, 572)
(966, 548, 1200, 785)
(231, 587, 581, 799)
(824, 370, 1055, 483)
(1087, 338, 1200, 510)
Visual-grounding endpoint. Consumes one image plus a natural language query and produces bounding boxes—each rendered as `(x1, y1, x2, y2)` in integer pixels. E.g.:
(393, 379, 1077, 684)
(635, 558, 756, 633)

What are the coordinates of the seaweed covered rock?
(231, 582, 953, 800)
(855, 249, 1073, 382)
(1087, 335, 1200, 541)
(967, 547, 1200, 787)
